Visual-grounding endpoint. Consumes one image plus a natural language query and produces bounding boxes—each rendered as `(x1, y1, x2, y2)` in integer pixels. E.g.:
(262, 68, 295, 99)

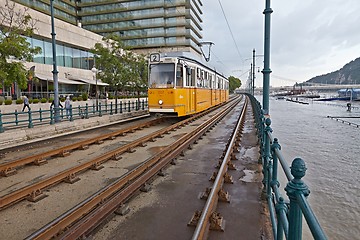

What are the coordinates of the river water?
(255, 95, 360, 240)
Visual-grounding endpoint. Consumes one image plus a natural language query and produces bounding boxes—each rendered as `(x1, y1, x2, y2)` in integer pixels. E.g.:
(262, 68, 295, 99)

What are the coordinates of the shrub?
(48, 97, 54, 103)
(16, 99, 23, 104)
(81, 93, 88, 101)
(33, 99, 39, 104)
(5, 99, 12, 105)
(0, 100, 3, 105)
(60, 97, 65, 102)
(77, 96, 83, 101)
(41, 98, 47, 103)
(72, 97, 77, 101)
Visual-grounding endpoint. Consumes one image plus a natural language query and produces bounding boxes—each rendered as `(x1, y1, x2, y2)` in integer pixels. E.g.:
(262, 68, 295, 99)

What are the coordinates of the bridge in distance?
(254, 84, 360, 93)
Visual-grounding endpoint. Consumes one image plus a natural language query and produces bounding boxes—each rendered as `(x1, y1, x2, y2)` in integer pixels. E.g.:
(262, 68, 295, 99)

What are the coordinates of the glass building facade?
(13, 0, 203, 54)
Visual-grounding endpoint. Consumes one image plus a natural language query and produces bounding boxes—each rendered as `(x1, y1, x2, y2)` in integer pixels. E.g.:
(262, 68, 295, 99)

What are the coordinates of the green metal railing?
(0, 99, 148, 133)
(247, 93, 327, 240)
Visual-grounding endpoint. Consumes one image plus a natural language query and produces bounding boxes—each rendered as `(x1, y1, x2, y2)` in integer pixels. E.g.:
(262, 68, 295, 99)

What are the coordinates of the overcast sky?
(202, 0, 360, 87)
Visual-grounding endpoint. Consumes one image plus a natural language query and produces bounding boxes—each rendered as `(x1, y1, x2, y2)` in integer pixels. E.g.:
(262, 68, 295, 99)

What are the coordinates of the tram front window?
(149, 63, 175, 88)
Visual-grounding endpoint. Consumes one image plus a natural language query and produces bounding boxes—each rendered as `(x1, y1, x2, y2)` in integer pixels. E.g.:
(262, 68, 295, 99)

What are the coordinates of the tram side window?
(176, 64, 183, 87)
(191, 69, 196, 86)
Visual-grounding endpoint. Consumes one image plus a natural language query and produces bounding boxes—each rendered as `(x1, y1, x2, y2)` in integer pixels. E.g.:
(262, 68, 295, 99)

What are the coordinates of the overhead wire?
(217, 0, 244, 62)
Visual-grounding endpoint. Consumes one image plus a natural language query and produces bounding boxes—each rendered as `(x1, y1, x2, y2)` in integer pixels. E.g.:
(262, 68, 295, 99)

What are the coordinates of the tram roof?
(159, 52, 227, 80)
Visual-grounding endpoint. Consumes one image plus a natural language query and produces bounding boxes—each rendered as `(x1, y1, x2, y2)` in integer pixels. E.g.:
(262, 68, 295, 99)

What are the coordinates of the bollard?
(110, 102, 113, 115)
(142, 99, 145, 110)
(285, 158, 310, 240)
(132, 101, 135, 111)
(28, 110, 33, 128)
(0, 110, 4, 133)
(120, 101, 123, 113)
(128, 101, 131, 112)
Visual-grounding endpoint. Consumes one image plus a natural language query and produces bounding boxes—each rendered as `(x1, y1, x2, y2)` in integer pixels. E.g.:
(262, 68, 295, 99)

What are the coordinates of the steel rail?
(25, 97, 242, 240)
(0, 100, 236, 209)
(0, 118, 165, 176)
(191, 97, 249, 240)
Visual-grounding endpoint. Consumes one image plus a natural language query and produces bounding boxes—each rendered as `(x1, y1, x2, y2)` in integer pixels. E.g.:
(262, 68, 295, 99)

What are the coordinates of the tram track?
(21, 97, 243, 240)
(0, 97, 243, 240)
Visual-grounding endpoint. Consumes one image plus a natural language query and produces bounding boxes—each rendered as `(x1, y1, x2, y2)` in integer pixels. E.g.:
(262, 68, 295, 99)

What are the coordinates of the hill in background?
(306, 57, 360, 85)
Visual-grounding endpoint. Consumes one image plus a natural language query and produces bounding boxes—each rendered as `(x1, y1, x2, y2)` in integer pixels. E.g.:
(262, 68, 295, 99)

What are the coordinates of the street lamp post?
(262, 0, 273, 116)
(50, 0, 60, 122)
(91, 67, 98, 111)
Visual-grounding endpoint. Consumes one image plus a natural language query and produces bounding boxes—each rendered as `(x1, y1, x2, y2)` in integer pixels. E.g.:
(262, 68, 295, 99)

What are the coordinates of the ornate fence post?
(128, 100, 131, 112)
(285, 158, 310, 240)
(110, 102, 113, 115)
(0, 110, 4, 133)
(271, 138, 281, 187)
(50, 108, 54, 125)
(99, 103, 102, 117)
(85, 103, 89, 119)
(28, 110, 33, 128)
(275, 197, 288, 240)
(120, 101, 123, 113)
(15, 110, 19, 126)
(69, 105, 73, 121)
(142, 99, 145, 110)
(262, 118, 272, 192)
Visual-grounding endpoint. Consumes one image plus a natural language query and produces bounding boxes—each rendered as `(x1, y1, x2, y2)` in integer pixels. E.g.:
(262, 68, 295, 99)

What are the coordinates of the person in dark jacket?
(22, 95, 31, 112)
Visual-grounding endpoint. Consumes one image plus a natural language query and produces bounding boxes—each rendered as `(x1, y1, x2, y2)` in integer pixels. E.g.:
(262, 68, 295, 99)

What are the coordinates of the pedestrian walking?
(22, 95, 31, 112)
(64, 96, 71, 118)
(50, 98, 63, 109)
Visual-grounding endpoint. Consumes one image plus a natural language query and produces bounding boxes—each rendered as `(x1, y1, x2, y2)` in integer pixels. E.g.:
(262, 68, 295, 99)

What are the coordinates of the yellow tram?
(148, 52, 229, 117)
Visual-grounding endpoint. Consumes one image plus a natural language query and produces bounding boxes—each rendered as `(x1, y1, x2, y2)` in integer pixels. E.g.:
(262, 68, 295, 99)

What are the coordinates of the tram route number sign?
(150, 53, 160, 63)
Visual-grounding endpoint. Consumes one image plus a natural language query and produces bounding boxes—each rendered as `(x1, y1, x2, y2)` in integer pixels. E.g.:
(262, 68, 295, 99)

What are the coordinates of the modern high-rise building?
(12, 0, 204, 55)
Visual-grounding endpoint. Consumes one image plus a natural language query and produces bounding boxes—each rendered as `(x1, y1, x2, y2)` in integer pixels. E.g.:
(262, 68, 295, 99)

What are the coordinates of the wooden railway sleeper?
(33, 157, 48, 166)
(112, 154, 122, 161)
(209, 212, 226, 232)
(127, 148, 136, 153)
(224, 172, 234, 184)
(91, 162, 104, 171)
(199, 187, 212, 200)
(58, 150, 70, 157)
(26, 189, 48, 202)
(0, 167, 17, 177)
(187, 210, 202, 227)
(64, 173, 80, 184)
(227, 161, 237, 170)
(218, 189, 231, 203)
(79, 145, 89, 150)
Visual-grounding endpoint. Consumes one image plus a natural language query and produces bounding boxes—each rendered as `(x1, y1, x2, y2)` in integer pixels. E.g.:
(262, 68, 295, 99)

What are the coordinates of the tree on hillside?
(228, 76, 242, 93)
(0, 0, 41, 92)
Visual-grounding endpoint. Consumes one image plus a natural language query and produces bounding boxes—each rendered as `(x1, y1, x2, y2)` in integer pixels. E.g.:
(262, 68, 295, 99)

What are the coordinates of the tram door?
(187, 68, 196, 114)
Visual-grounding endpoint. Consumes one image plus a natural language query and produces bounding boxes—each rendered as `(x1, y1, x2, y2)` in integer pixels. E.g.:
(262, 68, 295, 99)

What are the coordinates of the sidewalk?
(0, 98, 149, 150)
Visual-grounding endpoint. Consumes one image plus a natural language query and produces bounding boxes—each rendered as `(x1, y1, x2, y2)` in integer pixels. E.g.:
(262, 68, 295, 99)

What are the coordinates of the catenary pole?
(262, 0, 273, 115)
(50, 0, 60, 122)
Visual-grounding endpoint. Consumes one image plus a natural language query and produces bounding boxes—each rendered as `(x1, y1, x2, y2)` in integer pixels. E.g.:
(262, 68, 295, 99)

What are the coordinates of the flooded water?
(256, 96, 360, 240)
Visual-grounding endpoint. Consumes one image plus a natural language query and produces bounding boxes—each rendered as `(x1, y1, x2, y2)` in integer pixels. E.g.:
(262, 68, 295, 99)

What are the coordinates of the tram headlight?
(158, 100, 163, 105)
